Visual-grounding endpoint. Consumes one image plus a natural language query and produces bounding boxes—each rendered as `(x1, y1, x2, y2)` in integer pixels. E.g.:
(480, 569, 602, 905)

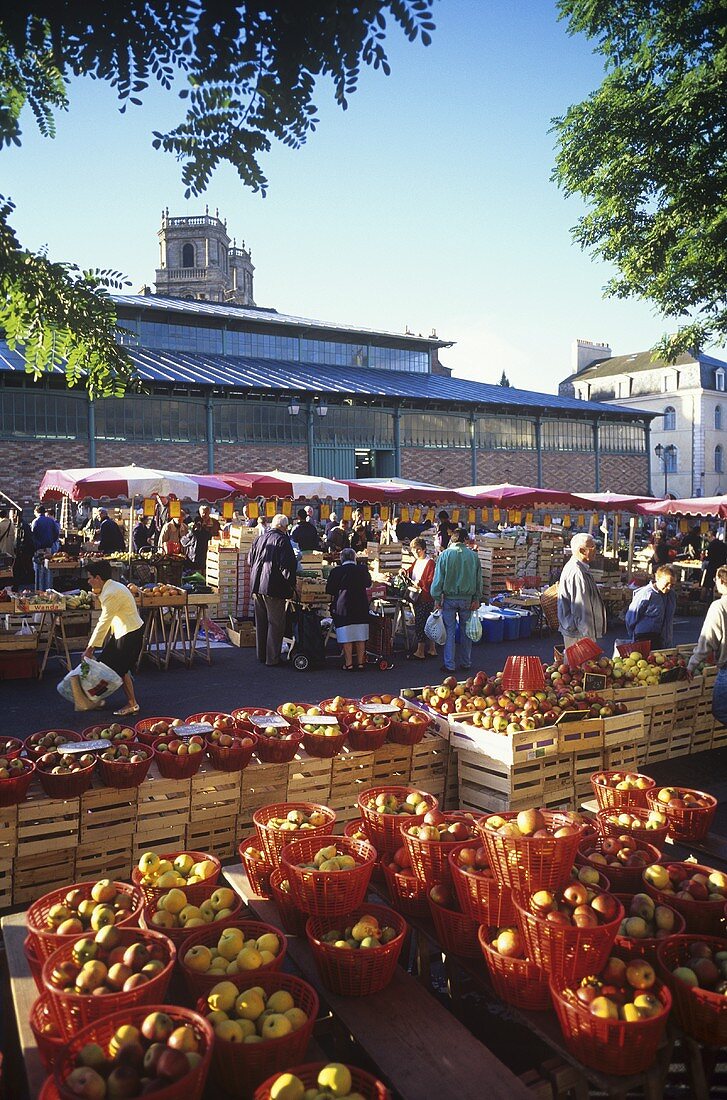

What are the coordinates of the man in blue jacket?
(625, 565, 677, 649)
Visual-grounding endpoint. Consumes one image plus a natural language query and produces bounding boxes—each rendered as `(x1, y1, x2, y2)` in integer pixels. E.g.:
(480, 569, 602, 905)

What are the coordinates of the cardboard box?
(227, 620, 256, 647)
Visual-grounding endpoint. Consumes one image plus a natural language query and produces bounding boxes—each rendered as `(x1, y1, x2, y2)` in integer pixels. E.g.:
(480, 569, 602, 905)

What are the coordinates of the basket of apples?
(35, 749, 97, 798)
(153, 734, 205, 778)
(512, 881, 624, 984)
(141, 884, 242, 945)
(181, 919, 286, 1001)
(342, 709, 390, 752)
(253, 802, 337, 866)
(576, 833, 663, 894)
(27, 879, 144, 963)
(196, 972, 318, 1095)
(448, 840, 516, 926)
(30, 993, 64, 1071)
(427, 881, 480, 957)
(596, 806, 668, 850)
(239, 836, 274, 898)
(205, 729, 258, 773)
(82, 722, 136, 744)
(268, 869, 308, 935)
(360, 694, 429, 745)
(298, 713, 347, 759)
(134, 716, 183, 747)
(550, 956, 671, 1075)
(646, 786, 718, 843)
(250, 720, 303, 764)
(24, 729, 76, 759)
(51, 1005, 214, 1100)
(478, 924, 551, 1011)
(380, 848, 429, 918)
(132, 850, 221, 906)
(96, 741, 154, 789)
(402, 811, 481, 889)
(479, 809, 586, 894)
(590, 770, 655, 811)
(0, 736, 25, 760)
(280, 836, 376, 917)
(305, 903, 407, 996)
(656, 934, 727, 1046)
(611, 892, 686, 965)
(357, 785, 438, 852)
(254, 1062, 390, 1100)
(230, 707, 275, 733)
(185, 711, 236, 731)
(0, 754, 35, 806)
(642, 862, 727, 934)
(42, 926, 176, 1038)
(277, 701, 318, 724)
(318, 696, 361, 719)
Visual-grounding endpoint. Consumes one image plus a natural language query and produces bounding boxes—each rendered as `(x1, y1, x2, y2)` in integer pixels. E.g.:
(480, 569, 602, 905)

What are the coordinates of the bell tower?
(154, 207, 255, 305)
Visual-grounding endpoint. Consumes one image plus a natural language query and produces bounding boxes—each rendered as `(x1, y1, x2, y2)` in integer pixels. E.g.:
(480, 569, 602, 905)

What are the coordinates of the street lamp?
(654, 443, 676, 495)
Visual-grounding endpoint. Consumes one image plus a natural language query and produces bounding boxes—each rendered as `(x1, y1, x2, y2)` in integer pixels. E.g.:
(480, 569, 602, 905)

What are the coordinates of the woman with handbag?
(403, 537, 437, 660)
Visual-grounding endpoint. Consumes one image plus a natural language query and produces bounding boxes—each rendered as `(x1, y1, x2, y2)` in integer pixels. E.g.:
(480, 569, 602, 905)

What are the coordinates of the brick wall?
(400, 448, 471, 485)
(94, 442, 209, 473)
(5, 441, 89, 504)
(542, 452, 597, 492)
(473, 450, 539, 485)
(599, 454, 649, 495)
(214, 444, 308, 474)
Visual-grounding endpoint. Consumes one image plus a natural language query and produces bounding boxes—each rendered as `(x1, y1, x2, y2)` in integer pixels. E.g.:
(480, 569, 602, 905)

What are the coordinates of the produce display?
(264, 1062, 373, 1100)
(593, 772, 652, 793)
(37, 750, 96, 775)
(643, 863, 727, 901)
(617, 894, 678, 941)
(202, 982, 310, 1042)
(148, 886, 237, 930)
(565, 956, 665, 1020)
(47, 927, 170, 996)
(153, 734, 205, 757)
(483, 808, 581, 840)
(361, 789, 431, 818)
(90, 724, 135, 744)
(98, 744, 150, 764)
(26, 729, 74, 753)
(404, 812, 478, 844)
(317, 913, 399, 951)
(294, 845, 358, 873)
(579, 834, 653, 874)
(0, 755, 30, 779)
(599, 807, 667, 833)
(524, 882, 621, 928)
(184, 925, 283, 974)
(43, 882, 136, 935)
(665, 940, 727, 993)
(261, 808, 331, 834)
(135, 852, 218, 889)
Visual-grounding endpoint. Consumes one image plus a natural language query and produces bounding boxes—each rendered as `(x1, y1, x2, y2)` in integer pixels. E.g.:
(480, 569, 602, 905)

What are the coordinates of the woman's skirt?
(335, 623, 369, 644)
(100, 626, 145, 677)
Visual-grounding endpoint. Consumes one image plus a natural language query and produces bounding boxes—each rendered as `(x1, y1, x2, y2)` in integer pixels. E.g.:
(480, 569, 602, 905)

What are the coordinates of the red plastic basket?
(239, 835, 274, 897)
(24, 730, 77, 759)
(656, 934, 727, 1045)
(501, 655, 546, 692)
(205, 732, 258, 772)
(276, 702, 317, 722)
(152, 737, 205, 778)
(231, 706, 275, 732)
(42, 927, 176, 1039)
(642, 862, 727, 934)
(616, 640, 652, 658)
(185, 710, 236, 729)
(281, 834, 376, 917)
(180, 918, 287, 1001)
(139, 885, 244, 945)
(35, 752, 97, 798)
(449, 844, 516, 926)
(134, 716, 180, 746)
(319, 697, 360, 717)
(253, 802, 337, 867)
(512, 889, 624, 984)
(478, 927, 550, 1011)
(24, 934, 44, 991)
(343, 715, 390, 752)
(427, 895, 480, 957)
(27, 880, 144, 962)
(479, 811, 585, 894)
(357, 785, 438, 853)
(387, 713, 429, 746)
(550, 977, 671, 1075)
(645, 788, 718, 843)
(565, 637, 603, 667)
(302, 726, 347, 758)
(576, 835, 663, 895)
(132, 850, 221, 906)
(380, 857, 428, 918)
(197, 972, 318, 1096)
(0, 758, 35, 806)
(403, 814, 481, 889)
(596, 807, 669, 851)
(343, 820, 369, 841)
(254, 1062, 390, 1100)
(255, 729, 304, 763)
(591, 771, 655, 811)
(96, 742, 154, 789)
(0, 736, 25, 760)
(82, 723, 136, 743)
(610, 893, 686, 965)
(30, 993, 64, 1070)
(306, 903, 407, 995)
(269, 868, 308, 935)
(53, 1004, 213, 1100)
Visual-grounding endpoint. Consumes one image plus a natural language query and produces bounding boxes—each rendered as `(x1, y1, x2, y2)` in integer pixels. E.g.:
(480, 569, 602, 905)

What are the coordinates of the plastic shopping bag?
(58, 657, 123, 705)
(465, 613, 482, 643)
(424, 610, 447, 646)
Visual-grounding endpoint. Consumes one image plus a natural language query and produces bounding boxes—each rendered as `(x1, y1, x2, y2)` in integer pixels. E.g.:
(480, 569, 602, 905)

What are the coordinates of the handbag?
(424, 610, 447, 646)
(406, 585, 420, 603)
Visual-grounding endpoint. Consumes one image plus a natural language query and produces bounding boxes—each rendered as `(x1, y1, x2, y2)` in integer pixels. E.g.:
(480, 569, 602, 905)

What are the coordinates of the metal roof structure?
(0, 340, 652, 419)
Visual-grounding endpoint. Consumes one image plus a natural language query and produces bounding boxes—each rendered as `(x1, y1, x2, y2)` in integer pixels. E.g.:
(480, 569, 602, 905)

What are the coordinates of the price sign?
(172, 723, 212, 738)
(342, 504, 353, 521)
(168, 500, 181, 519)
(143, 498, 156, 517)
(282, 499, 293, 517)
(250, 714, 290, 728)
(492, 508, 500, 522)
(380, 506, 389, 521)
(265, 500, 276, 518)
(359, 703, 399, 715)
(451, 509, 460, 523)
(412, 507, 422, 522)
(362, 505, 372, 521)
(556, 710, 587, 724)
(247, 500, 259, 519)
(400, 507, 409, 522)
(222, 500, 234, 520)
(577, 513, 585, 527)
(300, 714, 339, 725)
(320, 503, 330, 520)
(583, 673, 608, 692)
(63, 739, 111, 754)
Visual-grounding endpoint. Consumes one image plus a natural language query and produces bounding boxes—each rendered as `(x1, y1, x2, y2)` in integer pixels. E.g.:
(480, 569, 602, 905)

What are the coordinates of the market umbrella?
(454, 483, 577, 508)
(218, 470, 350, 500)
(39, 466, 233, 503)
(637, 496, 727, 519)
(340, 478, 458, 503)
(569, 492, 657, 513)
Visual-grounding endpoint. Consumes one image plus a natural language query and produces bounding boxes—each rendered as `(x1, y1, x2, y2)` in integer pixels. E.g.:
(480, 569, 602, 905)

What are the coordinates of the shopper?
(97, 508, 126, 554)
(649, 530, 672, 576)
(81, 560, 145, 715)
(186, 505, 220, 575)
(702, 529, 727, 592)
(11, 508, 34, 587)
(159, 515, 188, 556)
(326, 518, 349, 553)
(325, 512, 339, 537)
(350, 509, 371, 553)
(431, 527, 483, 673)
(436, 510, 455, 551)
(0, 508, 15, 559)
(132, 515, 154, 553)
(689, 568, 727, 723)
(31, 505, 60, 590)
(290, 508, 321, 551)
(557, 532, 607, 653)
(326, 547, 372, 670)
(248, 513, 298, 667)
(625, 565, 677, 649)
(404, 537, 437, 660)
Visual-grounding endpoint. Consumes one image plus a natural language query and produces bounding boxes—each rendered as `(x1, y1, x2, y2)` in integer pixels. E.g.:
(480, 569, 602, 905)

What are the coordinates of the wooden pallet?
(190, 763, 243, 821)
(186, 815, 238, 861)
(370, 743, 413, 784)
(239, 762, 290, 828)
(76, 840, 132, 881)
(17, 786, 80, 858)
(286, 752, 332, 804)
(79, 783, 138, 844)
(13, 848, 76, 906)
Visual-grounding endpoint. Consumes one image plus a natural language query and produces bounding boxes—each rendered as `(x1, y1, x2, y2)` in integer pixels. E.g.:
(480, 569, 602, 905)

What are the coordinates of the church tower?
(154, 207, 255, 305)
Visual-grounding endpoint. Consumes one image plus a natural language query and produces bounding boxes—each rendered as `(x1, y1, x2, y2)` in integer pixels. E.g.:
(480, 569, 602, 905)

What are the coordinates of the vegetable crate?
(286, 753, 332, 804)
(457, 747, 542, 815)
(409, 734, 448, 803)
(76, 840, 132, 882)
(329, 749, 374, 827)
(370, 743, 413, 784)
(13, 848, 76, 906)
(134, 764, 191, 854)
(17, 787, 80, 859)
(79, 784, 138, 845)
(186, 816, 238, 861)
(190, 763, 243, 821)
(239, 762, 290, 831)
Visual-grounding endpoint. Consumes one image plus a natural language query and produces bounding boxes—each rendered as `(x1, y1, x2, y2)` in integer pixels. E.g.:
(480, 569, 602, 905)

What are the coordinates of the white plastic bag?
(424, 610, 447, 646)
(58, 658, 123, 704)
(465, 613, 482, 643)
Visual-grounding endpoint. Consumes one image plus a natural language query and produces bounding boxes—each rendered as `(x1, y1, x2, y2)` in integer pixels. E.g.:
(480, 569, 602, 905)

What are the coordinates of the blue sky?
(3, 1, 688, 391)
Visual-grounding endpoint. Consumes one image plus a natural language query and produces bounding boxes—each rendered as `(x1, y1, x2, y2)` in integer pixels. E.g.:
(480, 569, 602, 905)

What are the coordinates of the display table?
(1, 911, 47, 1100)
(185, 594, 220, 666)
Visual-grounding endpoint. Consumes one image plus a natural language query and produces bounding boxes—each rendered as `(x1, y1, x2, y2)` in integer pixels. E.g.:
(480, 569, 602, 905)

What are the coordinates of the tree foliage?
(498, 370, 511, 387)
(553, 0, 727, 359)
(0, 1, 435, 393)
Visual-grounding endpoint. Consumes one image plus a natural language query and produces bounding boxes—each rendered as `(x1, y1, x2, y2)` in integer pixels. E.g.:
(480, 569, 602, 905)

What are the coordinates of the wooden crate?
(0, 806, 17, 857)
(457, 747, 543, 815)
(190, 763, 243, 821)
(329, 748, 374, 824)
(443, 752, 459, 811)
(0, 857, 12, 909)
(712, 723, 727, 750)
(136, 765, 191, 834)
(673, 681, 701, 727)
(542, 754, 574, 807)
(13, 848, 76, 906)
(410, 734, 448, 802)
(185, 816, 238, 861)
(603, 712, 645, 749)
(17, 786, 80, 858)
(132, 824, 187, 861)
(370, 743, 413, 784)
(670, 726, 693, 758)
(646, 703, 673, 763)
(604, 744, 641, 772)
(239, 762, 290, 828)
(557, 719, 604, 754)
(76, 840, 132, 881)
(691, 721, 713, 753)
(573, 749, 604, 802)
(286, 753, 332, 804)
(79, 783, 138, 844)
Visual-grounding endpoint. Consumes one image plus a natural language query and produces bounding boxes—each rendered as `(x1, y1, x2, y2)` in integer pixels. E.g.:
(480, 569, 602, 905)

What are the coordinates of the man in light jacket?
(431, 527, 483, 673)
(625, 565, 676, 649)
(557, 533, 607, 653)
(247, 514, 298, 667)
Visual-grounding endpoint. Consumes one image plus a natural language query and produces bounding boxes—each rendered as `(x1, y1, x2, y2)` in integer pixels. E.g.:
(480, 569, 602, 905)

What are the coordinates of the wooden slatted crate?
(76, 841, 132, 881)
(673, 680, 701, 728)
(670, 727, 693, 758)
(457, 747, 543, 815)
(409, 734, 448, 802)
(17, 786, 79, 858)
(135, 765, 191, 852)
(542, 753, 574, 807)
(370, 743, 413, 784)
(0, 806, 17, 857)
(443, 752, 459, 811)
(186, 816, 238, 861)
(239, 762, 290, 829)
(286, 753, 332, 804)
(79, 783, 138, 844)
(602, 712, 645, 749)
(0, 857, 12, 909)
(190, 763, 243, 821)
(557, 719, 603, 755)
(13, 848, 76, 906)
(573, 749, 604, 802)
(712, 723, 727, 750)
(646, 703, 672, 762)
(329, 748, 374, 825)
(604, 744, 641, 772)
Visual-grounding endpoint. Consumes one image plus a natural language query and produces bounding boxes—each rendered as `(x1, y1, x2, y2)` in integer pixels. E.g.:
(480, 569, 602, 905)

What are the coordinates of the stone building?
(560, 340, 727, 498)
(154, 208, 255, 305)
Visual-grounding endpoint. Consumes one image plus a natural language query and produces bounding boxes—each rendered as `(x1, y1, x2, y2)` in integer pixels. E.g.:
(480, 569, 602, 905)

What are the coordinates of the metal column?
(644, 418, 652, 496)
(206, 395, 215, 472)
(393, 406, 401, 477)
(470, 413, 477, 484)
(306, 403, 314, 474)
(87, 398, 96, 466)
(593, 419, 601, 491)
(535, 418, 542, 487)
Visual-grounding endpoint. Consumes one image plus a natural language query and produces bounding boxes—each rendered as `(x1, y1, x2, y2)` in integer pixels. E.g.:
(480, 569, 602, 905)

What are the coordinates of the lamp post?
(654, 443, 676, 495)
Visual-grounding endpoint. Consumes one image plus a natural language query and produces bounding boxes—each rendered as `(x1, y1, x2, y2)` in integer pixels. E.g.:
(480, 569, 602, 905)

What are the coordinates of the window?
(716, 446, 724, 474)
(540, 420, 594, 452)
(477, 417, 536, 450)
(664, 446, 678, 473)
(214, 401, 307, 444)
(182, 243, 195, 268)
(716, 405, 723, 430)
(663, 406, 676, 430)
(598, 422, 646, 453)
(401, 412, 470, 449)
(717, 369, 725, 392)
(95, 396, 207, 442)
(662, 375, 670, 393)
(0, 387, 87, 439)
(317, 406, 394, 447)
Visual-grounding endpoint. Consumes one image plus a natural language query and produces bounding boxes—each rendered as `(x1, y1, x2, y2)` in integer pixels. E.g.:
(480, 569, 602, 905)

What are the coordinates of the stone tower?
(154, 207, 255, 305)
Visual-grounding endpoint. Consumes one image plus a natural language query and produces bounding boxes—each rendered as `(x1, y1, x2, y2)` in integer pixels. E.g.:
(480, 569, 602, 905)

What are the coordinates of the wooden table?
(1, 912, 47, 1100)
(185, 596, 220, 667)
(224, 863, 531, 1100)
(37, 610, 72, 676)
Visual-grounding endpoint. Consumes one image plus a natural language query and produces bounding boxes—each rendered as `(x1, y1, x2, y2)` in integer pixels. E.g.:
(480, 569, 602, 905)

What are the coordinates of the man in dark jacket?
(247, 513, 298, 666)
(290, 508, 321, 551)
(97, 509, 126, 553)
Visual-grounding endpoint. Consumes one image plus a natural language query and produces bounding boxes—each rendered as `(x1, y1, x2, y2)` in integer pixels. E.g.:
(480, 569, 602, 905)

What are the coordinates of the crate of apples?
(403, 811, 481, 888)
(319, 696, 360, 718)
(153, 734, 205, 778)
(133, 851, 220, 906)
(200, 976, 313, 1043)
(29, 880, 143, 960)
